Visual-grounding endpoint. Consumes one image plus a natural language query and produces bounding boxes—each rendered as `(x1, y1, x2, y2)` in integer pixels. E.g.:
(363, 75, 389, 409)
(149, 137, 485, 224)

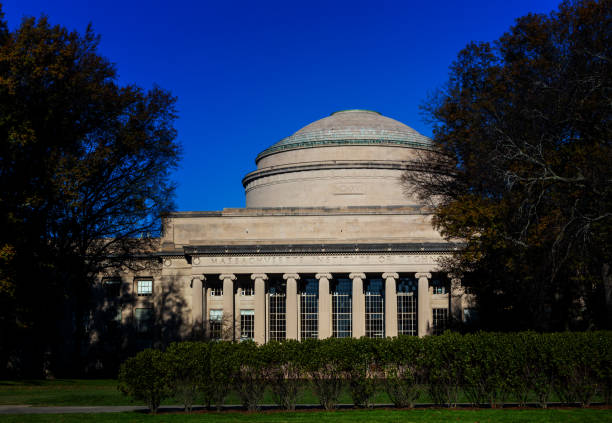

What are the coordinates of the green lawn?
(0, 380, 128, 406)
(1, 409, 612, 423)
(0, 380, 386, 406)
(0, 379, 606, 408)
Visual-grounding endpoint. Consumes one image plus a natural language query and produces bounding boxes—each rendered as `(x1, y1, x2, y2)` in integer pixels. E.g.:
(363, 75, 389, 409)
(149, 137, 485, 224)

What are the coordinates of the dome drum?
(245, 110, 432, 209)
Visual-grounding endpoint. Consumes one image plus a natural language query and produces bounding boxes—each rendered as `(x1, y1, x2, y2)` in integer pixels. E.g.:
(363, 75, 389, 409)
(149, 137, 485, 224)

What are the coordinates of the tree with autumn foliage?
(0, 9, 180, 376)
(404, 0, 611, 330)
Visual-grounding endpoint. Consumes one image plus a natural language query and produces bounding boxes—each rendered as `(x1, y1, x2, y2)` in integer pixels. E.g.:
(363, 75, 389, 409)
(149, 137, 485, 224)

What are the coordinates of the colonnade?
(191, 271, 457, 343)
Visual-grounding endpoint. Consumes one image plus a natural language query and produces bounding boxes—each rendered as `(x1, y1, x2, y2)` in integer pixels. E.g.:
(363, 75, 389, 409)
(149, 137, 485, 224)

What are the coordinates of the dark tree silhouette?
(404, 0, 611, 330)
(0, 10, 181, 376)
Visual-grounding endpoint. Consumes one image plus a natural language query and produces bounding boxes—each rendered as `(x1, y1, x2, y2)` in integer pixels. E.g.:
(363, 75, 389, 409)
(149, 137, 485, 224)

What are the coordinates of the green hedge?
(117, 331, 612, 412)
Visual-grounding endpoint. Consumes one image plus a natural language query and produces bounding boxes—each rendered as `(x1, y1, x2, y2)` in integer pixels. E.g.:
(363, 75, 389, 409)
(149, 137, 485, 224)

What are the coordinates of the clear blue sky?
(4, 0, 561, 211)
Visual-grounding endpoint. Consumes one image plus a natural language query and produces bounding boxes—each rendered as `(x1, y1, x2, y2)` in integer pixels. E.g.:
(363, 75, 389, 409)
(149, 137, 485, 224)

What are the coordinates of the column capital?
(315, 273, 332, 280)
(282, 273, 300, 280)
(219, 274, 236, 281)
(190, 274, 206, 288)
(349, 272, 366, 280)
(382, 272, 399, 280)
(415, 272, 432, 280)
(250, 273, 268, 281)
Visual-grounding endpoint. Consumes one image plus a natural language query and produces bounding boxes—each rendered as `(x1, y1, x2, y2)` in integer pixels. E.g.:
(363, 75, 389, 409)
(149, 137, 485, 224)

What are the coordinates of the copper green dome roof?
(256, 109, 432, 161)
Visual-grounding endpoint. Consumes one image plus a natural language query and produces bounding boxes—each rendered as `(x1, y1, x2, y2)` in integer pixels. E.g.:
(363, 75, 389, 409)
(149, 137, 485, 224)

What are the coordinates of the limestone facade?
(101, 110, 472, 343)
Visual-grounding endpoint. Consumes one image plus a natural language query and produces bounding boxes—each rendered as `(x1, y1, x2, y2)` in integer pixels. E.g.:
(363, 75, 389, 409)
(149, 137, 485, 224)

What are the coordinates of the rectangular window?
(300, 279, 318, 340)
(103, 279, 121, 297)
(210, 287, 223, 296)
(431, 277, 447, 295)
(209, 309, 223, 340)
(136, 279, 153, 296)
(240, 309, 254, 340)
(332, 278, 352, 338)
(134, 308, 153, 333)
(365, 279, 384, 338)
(433, 308, 449, 335)
(240, 285, 254, 296)
(269, 284, 286, 341)
(397, 278, 417, 336)
(433, 286, 446, 295)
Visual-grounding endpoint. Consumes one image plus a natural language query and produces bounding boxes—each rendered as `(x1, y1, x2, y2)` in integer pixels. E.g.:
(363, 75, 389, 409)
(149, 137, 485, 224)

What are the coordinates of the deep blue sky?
(4, 1, 560, 211)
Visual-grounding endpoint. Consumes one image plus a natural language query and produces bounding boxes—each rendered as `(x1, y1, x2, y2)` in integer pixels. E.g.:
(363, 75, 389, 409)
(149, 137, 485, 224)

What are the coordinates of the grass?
(1, 409, 612, 423)
(0, 380, 127, 406)
(0, 379, 287, 406)
(0, 380, 387, 406)
(0, 379, 607, 408)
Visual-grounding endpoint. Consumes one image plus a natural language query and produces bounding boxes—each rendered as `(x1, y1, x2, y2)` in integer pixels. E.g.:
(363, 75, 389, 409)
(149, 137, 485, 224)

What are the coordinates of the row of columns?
(191, 271, 440, 343)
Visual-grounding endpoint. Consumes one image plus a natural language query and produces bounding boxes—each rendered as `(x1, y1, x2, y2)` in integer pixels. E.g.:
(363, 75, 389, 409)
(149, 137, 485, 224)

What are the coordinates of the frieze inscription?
(193, 254, 438, 267)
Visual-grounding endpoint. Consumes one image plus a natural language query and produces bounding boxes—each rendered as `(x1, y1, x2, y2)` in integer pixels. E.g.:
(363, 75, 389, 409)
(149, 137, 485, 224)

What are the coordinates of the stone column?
(283, 273, 300, 340)
(450, 275, 464, 324)
(416, 272, 432, 336)
(350, 273, 366, 338)
(316, 273, 332, 339)
(234, 285, 242, 340)
(191, 275, 206, 335)
(383, 273, 398, 337)
(219, 274, 236, 341)
(251, 273, 268, 345)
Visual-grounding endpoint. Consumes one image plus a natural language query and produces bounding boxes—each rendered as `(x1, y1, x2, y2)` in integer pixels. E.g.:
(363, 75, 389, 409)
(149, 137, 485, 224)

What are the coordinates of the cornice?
(164, 205, 433, 219)
(242, 160, 421, 188)
(183, 242, 461, 257)
(256, 138, 433, 163)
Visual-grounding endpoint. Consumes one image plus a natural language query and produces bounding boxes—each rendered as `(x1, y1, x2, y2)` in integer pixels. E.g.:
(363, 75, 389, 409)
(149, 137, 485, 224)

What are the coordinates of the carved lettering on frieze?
(196, 253, 439, 267)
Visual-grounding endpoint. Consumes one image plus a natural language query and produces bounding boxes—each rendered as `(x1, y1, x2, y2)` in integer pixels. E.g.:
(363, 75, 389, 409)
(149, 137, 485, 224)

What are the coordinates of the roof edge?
(164, 204, 433, 218)
(255, 138, 433, 163)
(183, 242, 462, 256)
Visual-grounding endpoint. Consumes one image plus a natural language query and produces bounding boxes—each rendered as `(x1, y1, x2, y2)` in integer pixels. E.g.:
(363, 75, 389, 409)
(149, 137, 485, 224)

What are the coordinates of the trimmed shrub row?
(118, 331, 612, 413)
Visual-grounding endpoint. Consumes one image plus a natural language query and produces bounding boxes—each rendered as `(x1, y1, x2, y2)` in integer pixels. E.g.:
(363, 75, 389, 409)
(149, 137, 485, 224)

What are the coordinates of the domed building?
(243, 109, 431, 208)
(101, 110, 470, 344)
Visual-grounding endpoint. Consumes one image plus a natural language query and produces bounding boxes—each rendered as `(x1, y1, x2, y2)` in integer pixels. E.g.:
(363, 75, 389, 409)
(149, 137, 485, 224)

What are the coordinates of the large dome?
(243, 110, 432, 208)
(256, 110, 431, 162)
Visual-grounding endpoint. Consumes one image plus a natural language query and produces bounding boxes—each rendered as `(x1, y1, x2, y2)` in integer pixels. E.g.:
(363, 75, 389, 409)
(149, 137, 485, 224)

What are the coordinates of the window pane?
(431, 276, 447, 295)
(433, 308, 448, 335)
(137, 280, 152, 295)
(300, 278, 318, 339)
(397, 277, 417, 336)
(210, 309, 223, 321)
(365, 278, 384, 338)
(332, 278, 352, 338)
(241, 284, 254, 296)
(269, 282, 286, 341)
(103, 279, 121, 297)
(240, 309, 254, 340)
(135, 308, 153, 333)
(209, 309, 222, 340)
